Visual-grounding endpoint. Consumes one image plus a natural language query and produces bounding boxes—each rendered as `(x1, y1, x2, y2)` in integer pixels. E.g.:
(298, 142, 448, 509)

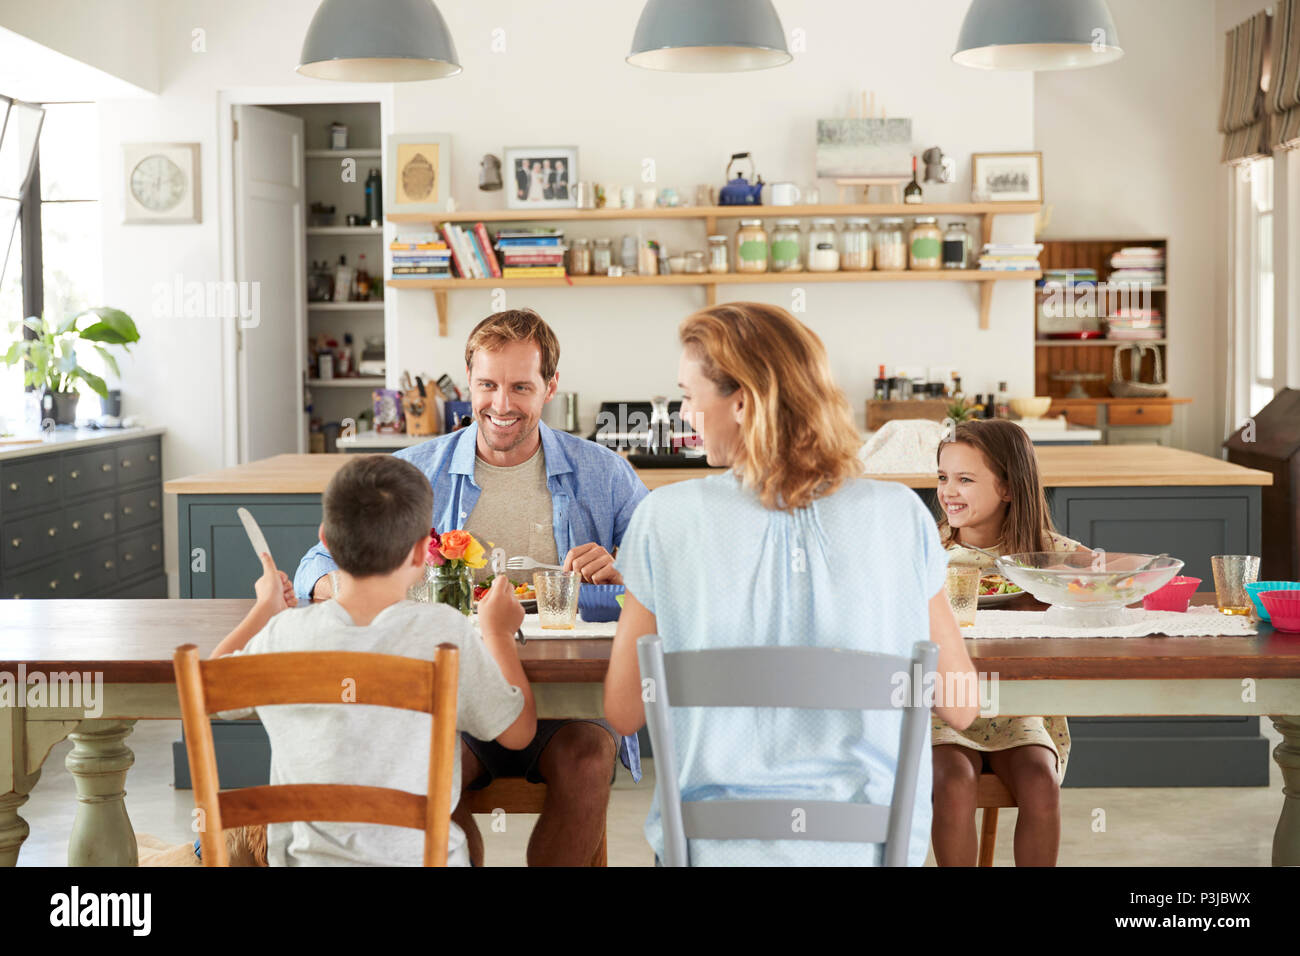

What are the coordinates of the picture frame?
(386, 133, 452, 215)
(970, 151, 1043, 203)
(122, 143, 201, 224)
(504, 146, 578, 209)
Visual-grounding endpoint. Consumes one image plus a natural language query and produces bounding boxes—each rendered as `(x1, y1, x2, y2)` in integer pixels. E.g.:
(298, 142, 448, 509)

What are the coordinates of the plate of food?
(473, 576, 537, 613)
(978, 573, 1023, 607)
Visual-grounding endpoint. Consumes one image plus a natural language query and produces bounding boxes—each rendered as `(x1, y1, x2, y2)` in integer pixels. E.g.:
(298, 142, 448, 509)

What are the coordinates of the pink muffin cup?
(1260, 591, 1300, 633)
(1142, 576, 1202, 612)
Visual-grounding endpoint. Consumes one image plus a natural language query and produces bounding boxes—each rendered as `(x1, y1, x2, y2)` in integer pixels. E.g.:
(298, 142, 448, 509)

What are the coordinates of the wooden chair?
(173, 643, 460, 867)
(459, 777, 608, 866)
(976, 771, 1017, 866)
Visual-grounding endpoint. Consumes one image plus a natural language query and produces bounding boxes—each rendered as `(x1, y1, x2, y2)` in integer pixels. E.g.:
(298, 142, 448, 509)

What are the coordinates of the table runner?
(963, 605, 1259, 639)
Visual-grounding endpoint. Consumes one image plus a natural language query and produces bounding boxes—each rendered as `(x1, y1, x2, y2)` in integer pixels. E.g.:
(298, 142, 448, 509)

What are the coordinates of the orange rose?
(440, 529, 472, 560)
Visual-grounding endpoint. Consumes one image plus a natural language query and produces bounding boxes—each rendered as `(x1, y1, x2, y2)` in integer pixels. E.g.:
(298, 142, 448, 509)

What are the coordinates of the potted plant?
(2, 307, 140, 426)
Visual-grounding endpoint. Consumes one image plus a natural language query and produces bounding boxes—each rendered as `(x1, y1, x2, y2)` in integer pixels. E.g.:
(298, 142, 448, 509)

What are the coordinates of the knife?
(236, 507, 272, 564)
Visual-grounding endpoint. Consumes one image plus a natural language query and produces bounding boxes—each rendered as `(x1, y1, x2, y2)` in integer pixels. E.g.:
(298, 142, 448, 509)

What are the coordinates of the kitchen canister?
(736, 219, 768, 273)
(770, 219, 803, 272)
(807, 219, 840, 272)
(909, 217, 942, 270)
(876, 218, 907, 271)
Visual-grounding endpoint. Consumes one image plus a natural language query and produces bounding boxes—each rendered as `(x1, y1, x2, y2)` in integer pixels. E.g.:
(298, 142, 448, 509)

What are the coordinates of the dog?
(137, 824, 267, 867)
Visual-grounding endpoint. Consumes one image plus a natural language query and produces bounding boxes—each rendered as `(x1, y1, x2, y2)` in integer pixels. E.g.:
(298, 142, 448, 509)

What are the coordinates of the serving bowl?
(995, 551, 1184, 627)
(1009, 396, 1053, 420)
(1246, 581, 1300, 622)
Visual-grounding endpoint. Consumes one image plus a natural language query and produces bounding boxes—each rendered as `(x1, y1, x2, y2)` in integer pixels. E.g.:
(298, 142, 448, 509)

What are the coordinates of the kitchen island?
(165, 444, 1274, 788)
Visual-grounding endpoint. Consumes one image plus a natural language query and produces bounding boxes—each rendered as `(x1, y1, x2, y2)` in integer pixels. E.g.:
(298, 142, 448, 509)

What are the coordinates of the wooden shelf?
(306, 377, 385, 388)
(306, 226, 382, 235)
(305, 148, 381, 159)
(308, 301, 384, 311)
(1036, 338, 1168, 347)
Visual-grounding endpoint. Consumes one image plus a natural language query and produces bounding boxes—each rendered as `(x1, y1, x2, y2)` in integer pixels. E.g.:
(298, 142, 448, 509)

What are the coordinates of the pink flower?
(426, 528, 446, 566)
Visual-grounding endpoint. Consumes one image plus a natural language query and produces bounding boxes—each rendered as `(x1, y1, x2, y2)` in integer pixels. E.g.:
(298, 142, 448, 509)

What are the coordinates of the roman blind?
(1219, 10, 1272, 163)
(1269, 0, 1300, 148)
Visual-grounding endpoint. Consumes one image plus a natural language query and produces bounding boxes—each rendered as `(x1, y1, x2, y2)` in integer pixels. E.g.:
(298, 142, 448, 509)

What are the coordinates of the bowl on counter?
(1142, 575, 1201, 612)
(995, 551, 1184, 628)
(1258, 590, 1300, 633)
(1246, 581, 1300, 622)
(1009, 396, 1053, 420)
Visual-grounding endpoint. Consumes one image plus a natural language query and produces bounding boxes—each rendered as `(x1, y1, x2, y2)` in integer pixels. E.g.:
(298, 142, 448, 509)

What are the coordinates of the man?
(515, 159, 530, 201)
(294, 309, 647, 866)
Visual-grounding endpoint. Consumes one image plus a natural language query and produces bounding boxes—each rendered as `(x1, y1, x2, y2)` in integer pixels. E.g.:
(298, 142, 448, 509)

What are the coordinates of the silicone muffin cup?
(1142, 576, 1202, 612)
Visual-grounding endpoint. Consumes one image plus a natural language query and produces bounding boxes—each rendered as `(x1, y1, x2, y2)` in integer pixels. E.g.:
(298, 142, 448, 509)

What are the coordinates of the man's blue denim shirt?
(293, 421, 649, 780)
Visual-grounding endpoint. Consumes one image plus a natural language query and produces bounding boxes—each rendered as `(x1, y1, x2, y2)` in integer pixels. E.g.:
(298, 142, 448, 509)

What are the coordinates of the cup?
(576, 181, 596, 209)
(804, 186, 820, 205)
(768, 182, 802, 205)
(945, 565, 979, 627)
(640, 187, 658, 208)
(535, 570, 581, 629)
(619, 185, 635, 209)
(1211, 555, 1260, 615)
(695, 184, 714, 207)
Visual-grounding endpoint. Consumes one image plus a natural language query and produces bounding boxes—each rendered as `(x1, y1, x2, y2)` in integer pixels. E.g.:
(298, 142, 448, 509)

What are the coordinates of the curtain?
(1220, 10, 1272, 164)
(1270, 0, 1300, 149)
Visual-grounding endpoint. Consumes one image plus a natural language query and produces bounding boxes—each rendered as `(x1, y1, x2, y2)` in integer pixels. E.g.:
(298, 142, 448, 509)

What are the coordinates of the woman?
(527, 161, 546, 202)
(603, 302, 978, 866)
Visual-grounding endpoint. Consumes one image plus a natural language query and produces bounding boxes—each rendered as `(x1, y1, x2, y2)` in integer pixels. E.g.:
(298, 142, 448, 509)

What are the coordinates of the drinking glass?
(945, 565, 980, 627)
(1211, 555, 1260, 615)
(535, 570, 581, 629)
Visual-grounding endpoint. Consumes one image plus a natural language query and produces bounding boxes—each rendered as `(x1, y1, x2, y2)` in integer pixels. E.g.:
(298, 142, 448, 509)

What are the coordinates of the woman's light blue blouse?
(616, 471, 950, 866)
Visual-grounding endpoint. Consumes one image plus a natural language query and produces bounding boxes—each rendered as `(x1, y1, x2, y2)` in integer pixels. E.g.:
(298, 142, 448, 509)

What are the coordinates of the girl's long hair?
(936, 419, 1058, 554)
(678, 302, 862, 511)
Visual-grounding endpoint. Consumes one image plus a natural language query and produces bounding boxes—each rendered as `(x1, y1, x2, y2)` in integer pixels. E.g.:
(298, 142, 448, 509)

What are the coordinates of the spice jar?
(875, 218, 907, 271)
(736, 219, 768, 273)
(592, 238, 613, 274)
(840, 218, 873, 271)
(684, 250, 707, 274)
(568, 238, 592, 276)
(807, 219, 840, 272)
(707, 235, 730, 273)
(770, 219, 803, 272)
(943, 219, 971, 270)
(909, 216, 942, 270)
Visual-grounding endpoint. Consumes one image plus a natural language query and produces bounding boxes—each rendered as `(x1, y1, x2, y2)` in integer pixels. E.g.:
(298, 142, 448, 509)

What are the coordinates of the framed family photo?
(970, 151, 1043, 203)
(386, 132, 452, 215)
(504, 146, 577, 209)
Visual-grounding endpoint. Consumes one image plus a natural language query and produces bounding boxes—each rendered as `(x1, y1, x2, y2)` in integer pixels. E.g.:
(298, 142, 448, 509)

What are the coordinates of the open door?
(232, 105, 305, 461)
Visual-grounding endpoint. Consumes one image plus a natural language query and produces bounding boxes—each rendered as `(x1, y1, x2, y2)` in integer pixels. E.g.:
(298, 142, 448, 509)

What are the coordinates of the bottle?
(904, 156, 922, 204)
(983, 393, 996, 419)
(874, 364, 888, 400)
(355, 254, 370, 300)
(364, 168, 382, 225)
(996, 381, 1010, 419)
(951, 372, 963, 401)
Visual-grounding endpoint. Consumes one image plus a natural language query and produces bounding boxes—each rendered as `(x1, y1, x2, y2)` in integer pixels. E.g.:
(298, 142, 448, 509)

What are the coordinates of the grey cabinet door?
(185, 499, 323, 598)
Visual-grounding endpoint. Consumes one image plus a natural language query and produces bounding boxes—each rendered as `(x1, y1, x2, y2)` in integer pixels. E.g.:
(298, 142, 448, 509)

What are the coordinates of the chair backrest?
(636, 637, 937, 867)
(172, 644, 459, 867)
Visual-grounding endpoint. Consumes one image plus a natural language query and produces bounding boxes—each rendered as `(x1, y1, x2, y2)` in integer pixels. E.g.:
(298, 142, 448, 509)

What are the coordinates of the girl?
(931, 419, 1088, 867)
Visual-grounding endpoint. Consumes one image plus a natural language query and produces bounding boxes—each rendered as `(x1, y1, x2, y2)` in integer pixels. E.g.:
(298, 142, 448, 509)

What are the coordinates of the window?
(1246, 157, 1274, 417)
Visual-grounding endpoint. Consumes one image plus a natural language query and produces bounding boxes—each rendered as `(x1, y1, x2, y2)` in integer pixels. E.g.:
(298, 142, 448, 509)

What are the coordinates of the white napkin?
(963, 604, 1258, 639)
(518, 613, 617, 640)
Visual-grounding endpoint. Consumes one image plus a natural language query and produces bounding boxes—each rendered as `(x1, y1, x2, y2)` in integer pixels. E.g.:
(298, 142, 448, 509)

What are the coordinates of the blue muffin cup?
(578, 583, 626, 623)
(1246, 581, 1300, 622)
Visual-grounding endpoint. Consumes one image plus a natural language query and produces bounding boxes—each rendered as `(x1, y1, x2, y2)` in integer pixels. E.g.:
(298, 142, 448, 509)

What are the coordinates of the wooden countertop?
(4, 596, 1298, 684)
(165, 444, 1272, 494)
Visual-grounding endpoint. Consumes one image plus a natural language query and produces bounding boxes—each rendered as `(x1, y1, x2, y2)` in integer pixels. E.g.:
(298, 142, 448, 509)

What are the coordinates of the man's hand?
(478, 574, 524, 638)
(254, 552, 295, 616)
(310, 573, 333, 602)
(563, 542, 622, 585)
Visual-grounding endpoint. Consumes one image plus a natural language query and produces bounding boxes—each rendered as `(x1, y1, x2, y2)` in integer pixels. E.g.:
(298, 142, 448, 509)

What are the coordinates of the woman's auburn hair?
(678, 302, 862, 511)
(936, 419, 1058, 554)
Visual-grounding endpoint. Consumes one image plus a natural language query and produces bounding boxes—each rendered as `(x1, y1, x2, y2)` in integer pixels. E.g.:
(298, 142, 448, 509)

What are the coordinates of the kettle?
(719, 152, 764, 206)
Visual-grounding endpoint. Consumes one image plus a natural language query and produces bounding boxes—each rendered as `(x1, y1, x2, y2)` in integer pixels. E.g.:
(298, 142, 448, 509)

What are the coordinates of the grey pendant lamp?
(954, 0, 1123, 71)
(628, 0, 791, 73)
(298, 0, 461, 81)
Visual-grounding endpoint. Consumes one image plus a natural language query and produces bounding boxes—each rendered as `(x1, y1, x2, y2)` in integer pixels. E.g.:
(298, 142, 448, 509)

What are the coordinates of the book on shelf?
(502, 266, 566, 277)
(501, 253, 566, 265)
(392, 267, 452, 277)
(473, 222, 502, 278)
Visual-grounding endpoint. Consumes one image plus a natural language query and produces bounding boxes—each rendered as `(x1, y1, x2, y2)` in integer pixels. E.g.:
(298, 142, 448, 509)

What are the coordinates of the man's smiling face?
(468, 339, 557, 458)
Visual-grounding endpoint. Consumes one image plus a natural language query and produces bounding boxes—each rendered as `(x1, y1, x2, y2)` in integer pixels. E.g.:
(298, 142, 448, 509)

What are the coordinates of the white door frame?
(215, 83, 395, 467)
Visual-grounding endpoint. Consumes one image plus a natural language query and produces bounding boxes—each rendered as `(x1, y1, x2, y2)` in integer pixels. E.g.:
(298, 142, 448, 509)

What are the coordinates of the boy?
(209, 455, 534, 866)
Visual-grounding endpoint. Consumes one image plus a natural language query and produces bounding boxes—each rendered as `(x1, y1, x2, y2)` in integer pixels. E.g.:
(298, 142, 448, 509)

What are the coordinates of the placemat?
(963, 605, 1258, 639)
(518, 613, 617, 640)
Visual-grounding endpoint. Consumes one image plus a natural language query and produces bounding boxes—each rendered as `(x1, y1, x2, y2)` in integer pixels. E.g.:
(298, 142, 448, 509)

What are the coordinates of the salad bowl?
(994, 551, 1184, 628)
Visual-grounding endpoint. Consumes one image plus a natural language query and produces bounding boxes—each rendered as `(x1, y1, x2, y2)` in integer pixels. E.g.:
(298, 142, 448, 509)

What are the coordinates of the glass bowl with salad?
(994, 551, 1184, 627)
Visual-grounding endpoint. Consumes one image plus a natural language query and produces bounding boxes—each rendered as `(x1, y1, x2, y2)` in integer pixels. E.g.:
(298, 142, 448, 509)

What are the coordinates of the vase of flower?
(432, 563, 474, 615)
(424, 528, 488, 616)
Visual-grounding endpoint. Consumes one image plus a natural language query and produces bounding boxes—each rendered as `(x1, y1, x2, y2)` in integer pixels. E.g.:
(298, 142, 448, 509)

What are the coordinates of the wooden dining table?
(2, 595, 1299, 866)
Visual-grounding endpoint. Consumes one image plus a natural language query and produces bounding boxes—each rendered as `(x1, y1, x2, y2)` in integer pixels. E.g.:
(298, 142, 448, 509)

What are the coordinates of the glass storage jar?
(684, 250, 707, 274)
(770, 219, 803, 272)
(909, 216, 942, 270)
(875, 218, 907, 271)
(943, 219, 971, 269)
(707, 235, 730, 274)
(568, 237, 592, 275)
(807, 219, 840, 272)
(840, 218, 873, 271)
(592, 237, 613, 275)
(736, 220, 768, 273)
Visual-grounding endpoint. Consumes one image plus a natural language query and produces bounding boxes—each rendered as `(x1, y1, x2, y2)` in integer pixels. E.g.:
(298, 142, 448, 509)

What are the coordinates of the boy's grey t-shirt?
(229, 599, 524, 866)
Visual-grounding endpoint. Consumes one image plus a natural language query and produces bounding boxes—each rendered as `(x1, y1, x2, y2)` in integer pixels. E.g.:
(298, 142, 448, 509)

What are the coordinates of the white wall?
(0, 0, 161, 94)
(1034, 0, 1221, 456)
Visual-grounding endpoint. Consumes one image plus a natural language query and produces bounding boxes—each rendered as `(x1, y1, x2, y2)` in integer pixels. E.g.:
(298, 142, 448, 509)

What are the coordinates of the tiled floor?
(14, 719, 1285, 866)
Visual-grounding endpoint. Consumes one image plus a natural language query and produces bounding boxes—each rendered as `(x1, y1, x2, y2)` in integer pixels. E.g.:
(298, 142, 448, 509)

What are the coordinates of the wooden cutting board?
(866, 399, 949, 430)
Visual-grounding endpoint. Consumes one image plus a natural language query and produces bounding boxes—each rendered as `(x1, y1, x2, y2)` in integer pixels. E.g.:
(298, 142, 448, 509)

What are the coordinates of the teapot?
(719, 151, 764, 205)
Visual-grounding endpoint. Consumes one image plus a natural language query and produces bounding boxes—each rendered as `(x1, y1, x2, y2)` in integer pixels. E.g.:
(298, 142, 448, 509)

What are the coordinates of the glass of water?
(535, 570, 581, 629)
(945, 565, 980, 627)
(1211, 555, 1260, 616)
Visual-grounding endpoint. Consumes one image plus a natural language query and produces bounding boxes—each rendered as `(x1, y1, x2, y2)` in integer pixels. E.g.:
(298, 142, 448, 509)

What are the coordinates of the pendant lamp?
(298, 0, 461, 82)
(954, 0, 1123, 71)
(628, 0, 791, 73)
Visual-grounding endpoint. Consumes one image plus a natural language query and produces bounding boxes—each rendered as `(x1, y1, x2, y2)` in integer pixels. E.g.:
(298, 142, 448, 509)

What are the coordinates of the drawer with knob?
(63, 447, 119, 496)
(0, 457, 62, 514)
(116, 487, 161, 533)
(117, 526, 163, 578)
(2, 512, 61, 572)
(1, 560, 64, 600)
(116, 440, 161, 484)
(62, 495, 118, 547)
(78, 541, 122, 592)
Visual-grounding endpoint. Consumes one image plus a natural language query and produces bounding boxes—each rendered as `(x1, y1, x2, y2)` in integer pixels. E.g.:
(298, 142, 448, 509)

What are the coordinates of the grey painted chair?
(637, 636, 937, 867)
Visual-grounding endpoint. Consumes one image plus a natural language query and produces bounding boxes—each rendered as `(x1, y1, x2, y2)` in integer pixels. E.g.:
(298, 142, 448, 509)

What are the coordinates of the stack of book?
(1038, 267, 1098, 288)
(1105, 308, 1164, 341)
(389, 234, 452, 278)
(978, 242, 1043, 271)
(439, 222, 501, 279)
(1107, 247, 1165, 285)
(494, 228, 566, 277)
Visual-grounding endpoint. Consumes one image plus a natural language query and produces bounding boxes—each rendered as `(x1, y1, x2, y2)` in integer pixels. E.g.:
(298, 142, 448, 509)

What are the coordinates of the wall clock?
(123, 143, 201, 224)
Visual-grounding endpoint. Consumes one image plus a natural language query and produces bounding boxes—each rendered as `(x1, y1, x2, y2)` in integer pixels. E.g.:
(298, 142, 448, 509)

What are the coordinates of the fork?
(506, 556, 563, 572)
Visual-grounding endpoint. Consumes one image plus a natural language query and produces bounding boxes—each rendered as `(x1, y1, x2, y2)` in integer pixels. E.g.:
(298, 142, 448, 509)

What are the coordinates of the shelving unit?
(386, 202, 1041, 335)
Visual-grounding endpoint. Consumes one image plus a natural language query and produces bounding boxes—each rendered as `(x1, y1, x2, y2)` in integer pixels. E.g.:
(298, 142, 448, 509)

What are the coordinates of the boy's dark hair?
(322, 455, 432, 577)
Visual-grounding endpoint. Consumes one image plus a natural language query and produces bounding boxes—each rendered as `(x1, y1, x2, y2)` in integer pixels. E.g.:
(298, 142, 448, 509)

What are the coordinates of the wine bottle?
(904, 156, 922, 204)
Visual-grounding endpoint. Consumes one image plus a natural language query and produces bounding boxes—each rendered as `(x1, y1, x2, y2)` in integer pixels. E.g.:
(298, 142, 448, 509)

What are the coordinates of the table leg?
(1271, 715, 1300, 867)
(65, 720, 138, 867)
